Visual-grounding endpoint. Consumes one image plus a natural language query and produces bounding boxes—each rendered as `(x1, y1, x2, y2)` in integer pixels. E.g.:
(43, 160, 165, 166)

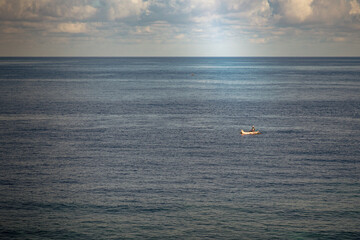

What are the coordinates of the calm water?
(0, 57, 359, 239)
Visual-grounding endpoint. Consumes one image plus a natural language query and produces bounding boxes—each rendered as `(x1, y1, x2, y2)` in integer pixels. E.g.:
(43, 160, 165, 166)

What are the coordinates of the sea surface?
(0, 57, 359, 239)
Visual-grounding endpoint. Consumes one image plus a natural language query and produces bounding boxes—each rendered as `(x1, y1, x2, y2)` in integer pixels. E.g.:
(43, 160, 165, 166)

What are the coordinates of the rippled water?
(0, 57, 359, 239)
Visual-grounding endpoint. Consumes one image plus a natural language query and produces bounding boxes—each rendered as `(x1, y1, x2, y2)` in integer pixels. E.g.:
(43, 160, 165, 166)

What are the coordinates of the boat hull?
(241, 130, 261, 135)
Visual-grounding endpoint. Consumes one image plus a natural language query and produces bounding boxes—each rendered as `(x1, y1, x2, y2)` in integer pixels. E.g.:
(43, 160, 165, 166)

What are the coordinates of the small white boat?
(240, 129, 261, 135)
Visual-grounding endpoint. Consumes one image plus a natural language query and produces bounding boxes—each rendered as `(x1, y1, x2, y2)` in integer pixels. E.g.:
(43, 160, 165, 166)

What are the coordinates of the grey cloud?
(1, 0, 359, 26)
(0, 0, 148, 22)
(0, 0, 359, 56)
(269, 0, 360, 26)
(0, 0, 95, 21)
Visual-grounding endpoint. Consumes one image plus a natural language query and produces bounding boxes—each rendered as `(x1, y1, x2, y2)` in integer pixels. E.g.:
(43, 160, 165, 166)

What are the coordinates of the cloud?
(106, 0, 149, 20)
(221, 0, 271, 21)
(269, 0, 360, 26)
(66, 5, 97, 20)
(332, 36, 346, 42)
(54, 23, 89, 33)
(0, 0, 149, 21)
(270, 0, 314, 24)
(175, 33, 185, 39)
(0, 0, 358, 28)
(250, 37, 268, 44)
(350, 0, 360, 15)
(0, 0, 359, 56)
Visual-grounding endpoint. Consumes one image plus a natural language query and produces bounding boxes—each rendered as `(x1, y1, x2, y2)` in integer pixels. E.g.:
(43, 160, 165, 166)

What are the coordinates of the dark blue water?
(0, 57, 359, 239)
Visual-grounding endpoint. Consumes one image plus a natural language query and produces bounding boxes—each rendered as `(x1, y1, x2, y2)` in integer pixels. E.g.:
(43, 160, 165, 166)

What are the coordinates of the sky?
(0, 0, 359, 57)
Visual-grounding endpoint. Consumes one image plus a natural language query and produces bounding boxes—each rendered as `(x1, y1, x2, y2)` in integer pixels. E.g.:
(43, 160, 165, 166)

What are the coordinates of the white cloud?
(270, 0, 314, 24)
(250, 37, 268, 44)
(0, 0, 42, 20)
(0, 0, 149, 21)
(2, 26, 23, 34)
(188, 0, 218, 12)
(350, 0, 360, 15)
(54, 23, 89, 33)
(106, 0, 149, 20)
(221, 0, 271, 26)
(134, 25, 151, 34)
(175, 33, 185, 39)
(0, 0, 359, 55)
(67, 5, 97, 20)
(332, 36, 346, 42)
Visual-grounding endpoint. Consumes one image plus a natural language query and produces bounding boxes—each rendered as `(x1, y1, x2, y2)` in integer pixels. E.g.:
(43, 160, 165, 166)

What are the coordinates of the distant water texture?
(0, 57, 359, 239)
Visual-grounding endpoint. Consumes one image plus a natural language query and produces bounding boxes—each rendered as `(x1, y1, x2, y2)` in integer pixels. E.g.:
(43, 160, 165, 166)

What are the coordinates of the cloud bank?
(0, 0, 359, 56)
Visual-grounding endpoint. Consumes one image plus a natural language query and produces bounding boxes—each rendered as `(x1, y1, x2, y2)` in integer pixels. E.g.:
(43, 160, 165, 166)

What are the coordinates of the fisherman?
(250, 125, 256, 132)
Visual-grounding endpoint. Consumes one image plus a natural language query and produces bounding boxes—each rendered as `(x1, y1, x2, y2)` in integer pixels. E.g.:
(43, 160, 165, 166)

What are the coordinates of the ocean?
(0, 57, 359, 239)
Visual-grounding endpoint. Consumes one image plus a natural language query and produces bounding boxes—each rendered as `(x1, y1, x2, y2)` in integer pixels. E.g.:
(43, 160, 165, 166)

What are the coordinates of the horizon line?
(1, 56, 360, 58)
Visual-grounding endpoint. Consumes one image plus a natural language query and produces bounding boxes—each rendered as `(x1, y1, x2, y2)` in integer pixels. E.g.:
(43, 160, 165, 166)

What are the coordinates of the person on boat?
(250, 125, 256, 132)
